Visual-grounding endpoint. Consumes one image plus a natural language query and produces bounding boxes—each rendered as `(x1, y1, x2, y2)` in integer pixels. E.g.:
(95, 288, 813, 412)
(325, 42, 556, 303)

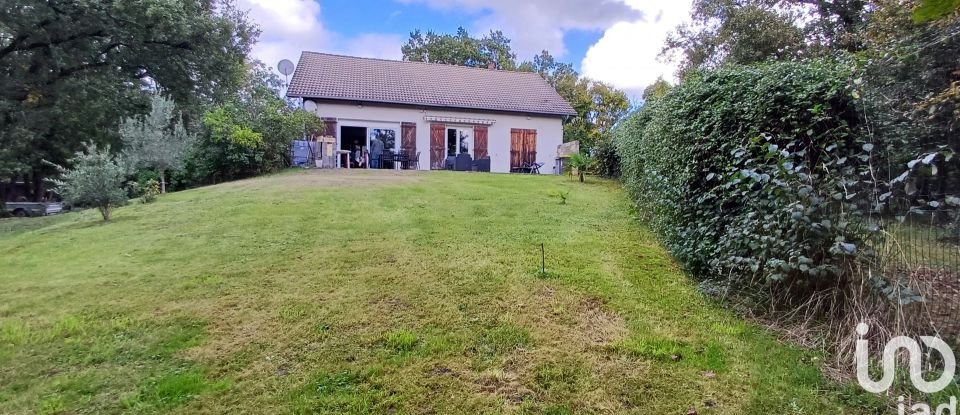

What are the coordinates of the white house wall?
(305, 100, 565, 174)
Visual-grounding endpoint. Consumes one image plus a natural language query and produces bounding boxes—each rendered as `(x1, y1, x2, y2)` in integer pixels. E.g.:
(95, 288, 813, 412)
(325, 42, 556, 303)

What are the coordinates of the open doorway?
(446, 127, 472, 157)
(341, 126, 366, 168)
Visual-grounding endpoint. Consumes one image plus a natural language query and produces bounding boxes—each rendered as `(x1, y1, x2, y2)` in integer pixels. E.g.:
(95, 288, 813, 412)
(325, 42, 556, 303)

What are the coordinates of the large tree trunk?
(159, 169, 166, 194)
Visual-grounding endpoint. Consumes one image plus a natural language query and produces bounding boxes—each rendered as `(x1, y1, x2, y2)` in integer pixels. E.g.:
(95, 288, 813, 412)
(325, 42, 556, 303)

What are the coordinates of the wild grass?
(0, 170, 878, 414)
(878, 220, 960, 271)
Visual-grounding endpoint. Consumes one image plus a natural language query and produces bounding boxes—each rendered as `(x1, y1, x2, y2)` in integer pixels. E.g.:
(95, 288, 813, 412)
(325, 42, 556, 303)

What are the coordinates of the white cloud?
(398, 0, 640, 59)
(396, 0, 689, 97)
(340, 33, 405, 60)
(240, 0, 690, 99)
(238, 0, 404, 74)
(581, 0, 692, 97)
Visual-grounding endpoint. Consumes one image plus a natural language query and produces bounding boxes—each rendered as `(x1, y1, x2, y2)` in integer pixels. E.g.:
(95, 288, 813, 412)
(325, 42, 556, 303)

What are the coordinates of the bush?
(52, 143, 129, 221)
(615, 60, 877, 304)
(566, 153, 593, 183)
(139, 179, 160, 204)
(591, 138, 620, 178)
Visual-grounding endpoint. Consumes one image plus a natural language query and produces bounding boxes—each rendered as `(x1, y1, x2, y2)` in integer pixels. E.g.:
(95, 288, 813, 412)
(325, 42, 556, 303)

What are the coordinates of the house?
(285, 52, 576, 174)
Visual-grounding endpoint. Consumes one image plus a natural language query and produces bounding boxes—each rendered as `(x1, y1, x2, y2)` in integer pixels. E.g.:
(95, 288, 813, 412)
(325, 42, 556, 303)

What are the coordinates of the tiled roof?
(286, 52, 577, 117)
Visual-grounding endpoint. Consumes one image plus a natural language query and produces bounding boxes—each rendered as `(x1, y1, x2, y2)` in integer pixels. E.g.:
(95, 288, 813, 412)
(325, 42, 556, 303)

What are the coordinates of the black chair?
(455, 153, 473, 171)
(445, 156, 456, 170)
(381, 151, 394, 169)
(530, 162, 544, 174)
(406, 152, 420, 170)
(473, 157, 491, 172)
(511, 163, 531, 174)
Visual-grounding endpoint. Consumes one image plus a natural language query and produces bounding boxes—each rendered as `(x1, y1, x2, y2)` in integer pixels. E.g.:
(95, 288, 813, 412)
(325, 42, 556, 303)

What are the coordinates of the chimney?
(487, 62, 496, 70)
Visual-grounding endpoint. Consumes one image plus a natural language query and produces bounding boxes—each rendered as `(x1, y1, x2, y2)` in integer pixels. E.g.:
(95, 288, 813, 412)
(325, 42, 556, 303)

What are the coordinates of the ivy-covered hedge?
(615, 61, 877, 299)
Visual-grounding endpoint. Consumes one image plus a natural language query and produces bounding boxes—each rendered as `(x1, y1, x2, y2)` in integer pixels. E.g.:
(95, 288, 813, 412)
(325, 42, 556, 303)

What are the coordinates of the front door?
(446, 127, 472, 158)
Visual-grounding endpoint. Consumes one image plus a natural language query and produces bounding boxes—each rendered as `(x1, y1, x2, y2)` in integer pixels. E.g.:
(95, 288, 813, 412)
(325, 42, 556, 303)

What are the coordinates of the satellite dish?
(277, 59, 295, 76)
(303, 100, 318, 112)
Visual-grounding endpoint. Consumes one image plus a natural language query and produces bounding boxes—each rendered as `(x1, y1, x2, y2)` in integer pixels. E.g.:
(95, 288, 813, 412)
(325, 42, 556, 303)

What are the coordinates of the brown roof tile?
(286, 52, 576, 117)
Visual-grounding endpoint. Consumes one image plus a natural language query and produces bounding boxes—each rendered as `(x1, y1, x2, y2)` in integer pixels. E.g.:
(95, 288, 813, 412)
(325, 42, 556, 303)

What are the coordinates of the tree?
(663, 0, 807, 74)
(121, 95, 196, 194)
(520, 50, 578, 85)
(788, 0, 868, 51)
(0, 0, 256, 201)
(401, 27, 517, 69)
(662, 0, 873, 76)
(186, 63, 324, 184)
(52, 143, 129, 221)
(642, 78, 672, 103)
(856, 0, 960, 199)
(560, 79, 631, 150)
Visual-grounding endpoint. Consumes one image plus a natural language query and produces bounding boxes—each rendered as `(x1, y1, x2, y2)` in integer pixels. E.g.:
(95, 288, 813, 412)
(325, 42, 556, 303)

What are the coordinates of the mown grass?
(0, 170, 878, 414)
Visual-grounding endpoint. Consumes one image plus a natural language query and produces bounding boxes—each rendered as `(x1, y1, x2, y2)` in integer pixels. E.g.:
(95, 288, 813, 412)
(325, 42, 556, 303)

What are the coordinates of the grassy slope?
(0, 170, 869, 414)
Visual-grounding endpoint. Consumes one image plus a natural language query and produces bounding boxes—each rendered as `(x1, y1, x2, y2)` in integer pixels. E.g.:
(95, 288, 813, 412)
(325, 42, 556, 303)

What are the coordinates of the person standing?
(370, 133, 384, 168)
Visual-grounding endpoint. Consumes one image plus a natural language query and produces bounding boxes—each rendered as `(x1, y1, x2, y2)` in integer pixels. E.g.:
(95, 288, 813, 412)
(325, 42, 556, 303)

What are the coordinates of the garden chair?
(406, 152, 420, 170)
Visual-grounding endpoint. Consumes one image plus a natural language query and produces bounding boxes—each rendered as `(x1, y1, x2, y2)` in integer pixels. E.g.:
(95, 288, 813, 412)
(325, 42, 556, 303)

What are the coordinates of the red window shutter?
(401, 122, 417, 159)
(473, 126, 488, 159)
(430, 123, 446, 170)
(525, 129, 537, 165)
(510, 128, 523, 169)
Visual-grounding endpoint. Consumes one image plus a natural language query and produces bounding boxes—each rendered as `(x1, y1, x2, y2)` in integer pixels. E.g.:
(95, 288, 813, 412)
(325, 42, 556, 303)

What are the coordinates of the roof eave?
(295, 95, 576, 118)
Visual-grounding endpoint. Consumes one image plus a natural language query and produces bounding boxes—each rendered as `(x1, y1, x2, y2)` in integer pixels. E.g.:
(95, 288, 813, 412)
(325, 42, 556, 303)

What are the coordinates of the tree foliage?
(51, 143, 129, 221)
(402, 27, 517, 70)
(121, 95, 196, 193)
(560, 78, 631, 151)
(184, 63, 323, 184)
(663, 0, 807, 75)
(642, 78, 672, 103)
(663, 0, 869, 75)
(857, 1, 960, 206)
(0, 0, 256, 198)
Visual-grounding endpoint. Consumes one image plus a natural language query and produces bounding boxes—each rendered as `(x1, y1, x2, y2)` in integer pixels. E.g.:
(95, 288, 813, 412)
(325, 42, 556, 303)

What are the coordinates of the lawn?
(0, 170, 873, 414)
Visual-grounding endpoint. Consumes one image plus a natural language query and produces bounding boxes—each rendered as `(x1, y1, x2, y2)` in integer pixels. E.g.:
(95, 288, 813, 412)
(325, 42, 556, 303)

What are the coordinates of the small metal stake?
(541, 243, 546, 274)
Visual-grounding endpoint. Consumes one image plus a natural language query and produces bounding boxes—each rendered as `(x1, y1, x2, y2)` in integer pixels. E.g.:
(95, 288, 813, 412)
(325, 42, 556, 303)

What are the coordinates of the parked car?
(3, 202, 64, 218)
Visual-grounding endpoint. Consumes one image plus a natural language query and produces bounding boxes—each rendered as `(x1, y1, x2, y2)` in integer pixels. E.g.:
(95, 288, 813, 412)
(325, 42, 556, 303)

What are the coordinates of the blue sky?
(318, 1, 604, 71)
(239, 0, 692, 97)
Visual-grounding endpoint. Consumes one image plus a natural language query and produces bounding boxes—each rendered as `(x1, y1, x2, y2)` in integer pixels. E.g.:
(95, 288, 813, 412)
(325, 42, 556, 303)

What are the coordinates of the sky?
(238, 0, 692, 98)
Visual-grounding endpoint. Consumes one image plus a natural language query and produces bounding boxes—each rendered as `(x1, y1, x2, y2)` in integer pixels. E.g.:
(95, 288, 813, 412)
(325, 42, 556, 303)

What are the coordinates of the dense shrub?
(177, 63, 323, 186)
(615, 61, 878, 302)
(591, 138, 620, 178)
(139, 179, 160, 204)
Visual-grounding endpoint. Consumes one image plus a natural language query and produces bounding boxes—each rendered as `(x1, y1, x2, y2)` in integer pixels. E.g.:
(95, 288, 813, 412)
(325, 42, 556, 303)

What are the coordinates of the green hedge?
(615, 61, 876, 299)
